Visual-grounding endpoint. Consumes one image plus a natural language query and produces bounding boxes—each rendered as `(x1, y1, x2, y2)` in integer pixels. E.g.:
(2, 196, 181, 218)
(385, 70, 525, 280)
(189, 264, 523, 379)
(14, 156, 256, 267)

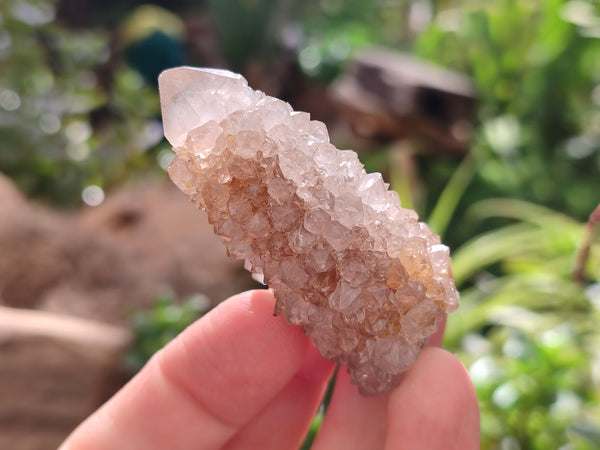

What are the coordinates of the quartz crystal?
(159, 67, 459, 395)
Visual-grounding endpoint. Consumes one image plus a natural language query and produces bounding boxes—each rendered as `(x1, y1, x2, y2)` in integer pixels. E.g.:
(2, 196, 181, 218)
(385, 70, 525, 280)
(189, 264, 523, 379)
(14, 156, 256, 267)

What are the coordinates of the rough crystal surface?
(159, 67, 459, 396)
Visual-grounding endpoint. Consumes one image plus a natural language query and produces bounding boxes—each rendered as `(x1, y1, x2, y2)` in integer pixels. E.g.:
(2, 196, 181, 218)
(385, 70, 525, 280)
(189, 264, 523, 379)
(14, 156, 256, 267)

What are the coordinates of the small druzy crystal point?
(158, 66, 459, 396)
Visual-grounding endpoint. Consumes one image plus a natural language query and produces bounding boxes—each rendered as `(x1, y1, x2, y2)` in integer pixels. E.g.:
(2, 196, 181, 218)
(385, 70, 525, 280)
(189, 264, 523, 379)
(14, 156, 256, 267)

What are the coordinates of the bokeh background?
(0, 0, 599, 449)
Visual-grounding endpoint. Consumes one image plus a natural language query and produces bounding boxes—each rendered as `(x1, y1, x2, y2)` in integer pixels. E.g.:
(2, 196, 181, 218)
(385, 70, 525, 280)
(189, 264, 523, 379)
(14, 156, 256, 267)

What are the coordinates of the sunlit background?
(0, 0, 599, 449)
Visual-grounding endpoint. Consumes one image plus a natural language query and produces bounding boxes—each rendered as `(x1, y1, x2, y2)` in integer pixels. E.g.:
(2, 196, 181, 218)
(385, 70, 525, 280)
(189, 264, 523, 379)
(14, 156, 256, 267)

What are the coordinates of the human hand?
(60, 289, 479, 450)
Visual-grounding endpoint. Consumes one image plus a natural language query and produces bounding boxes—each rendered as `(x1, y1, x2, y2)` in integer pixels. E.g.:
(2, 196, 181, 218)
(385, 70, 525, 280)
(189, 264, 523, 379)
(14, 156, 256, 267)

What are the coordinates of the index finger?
(60, 290, 315, 449)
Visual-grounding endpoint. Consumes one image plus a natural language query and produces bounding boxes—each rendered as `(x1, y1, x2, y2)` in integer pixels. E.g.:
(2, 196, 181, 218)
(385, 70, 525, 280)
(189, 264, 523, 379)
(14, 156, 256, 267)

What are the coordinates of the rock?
(159, 67, 459, 395)
(0, 172, 25, 207)
(0, 306, 131, 450)
(330, 48, 477, 154)
(0, 177, 257, 325)
(78, 183, 256, 306)
(0, 185, 155, 321)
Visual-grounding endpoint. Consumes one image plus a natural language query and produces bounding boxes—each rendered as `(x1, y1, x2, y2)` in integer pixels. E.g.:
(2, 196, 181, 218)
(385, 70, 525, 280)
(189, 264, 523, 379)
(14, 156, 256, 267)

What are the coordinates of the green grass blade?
(428, 155, 476, 239)
(451, 223, 542, 287)
(468, 198, 579, 228)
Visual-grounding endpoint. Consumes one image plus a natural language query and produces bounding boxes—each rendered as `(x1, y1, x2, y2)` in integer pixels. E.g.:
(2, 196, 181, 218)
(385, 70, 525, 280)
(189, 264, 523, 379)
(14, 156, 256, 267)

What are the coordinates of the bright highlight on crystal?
(159, 66, 459, 395)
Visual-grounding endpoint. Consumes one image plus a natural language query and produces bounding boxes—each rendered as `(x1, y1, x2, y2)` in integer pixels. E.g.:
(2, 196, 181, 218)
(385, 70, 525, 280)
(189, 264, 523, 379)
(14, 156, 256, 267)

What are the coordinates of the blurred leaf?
(428, 155, 476, 238)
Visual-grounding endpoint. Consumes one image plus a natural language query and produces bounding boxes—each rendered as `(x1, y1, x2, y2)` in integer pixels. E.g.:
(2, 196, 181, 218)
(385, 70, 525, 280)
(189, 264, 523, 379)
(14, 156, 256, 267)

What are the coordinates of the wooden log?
(0, 306, 132, 450)
(331, 48, 477, 154)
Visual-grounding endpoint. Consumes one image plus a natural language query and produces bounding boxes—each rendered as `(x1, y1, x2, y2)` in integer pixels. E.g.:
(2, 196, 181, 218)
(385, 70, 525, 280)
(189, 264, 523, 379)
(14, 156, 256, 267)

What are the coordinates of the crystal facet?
(159, 67, 459, 395)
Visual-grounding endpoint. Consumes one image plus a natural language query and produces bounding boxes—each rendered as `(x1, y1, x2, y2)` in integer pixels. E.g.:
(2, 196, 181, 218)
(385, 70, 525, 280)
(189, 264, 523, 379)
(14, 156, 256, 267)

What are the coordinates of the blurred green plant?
(126, 293, 210, 371)
(415, 0, 600, 231)
(444, 198, 600, 449)
(403, 133, 600, 446)
(0, 0, 164, 206)
(295, 0, 416, 82)
(411, 6, 600, 441)
(206, 0, 292, 74)
(301, 412, 323, 450)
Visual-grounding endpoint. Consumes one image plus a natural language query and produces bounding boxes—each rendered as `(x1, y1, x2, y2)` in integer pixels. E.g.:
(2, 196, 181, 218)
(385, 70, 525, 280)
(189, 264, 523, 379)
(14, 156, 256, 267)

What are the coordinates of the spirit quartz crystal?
(159, 67, 459, 395)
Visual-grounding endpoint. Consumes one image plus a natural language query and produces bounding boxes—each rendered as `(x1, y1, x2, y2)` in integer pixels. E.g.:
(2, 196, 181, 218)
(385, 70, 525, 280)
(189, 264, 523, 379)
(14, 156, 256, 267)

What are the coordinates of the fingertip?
(311, 368, 389, 450)
(213, 288, 276, 319)
(386, 347, 479, 450)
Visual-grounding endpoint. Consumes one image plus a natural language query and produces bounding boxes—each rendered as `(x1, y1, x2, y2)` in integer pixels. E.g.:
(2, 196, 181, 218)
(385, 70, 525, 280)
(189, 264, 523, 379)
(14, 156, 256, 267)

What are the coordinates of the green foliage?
(295, 0, 413, 82)
(411, 6, 600, 440)
(0, 0, 164, 206)
(443, 198, 600, 449)
(206, 0, 292, 73)
(126, 293, 210, 371)
(415, 0, 600, 225)
(300, 412, 323, 450)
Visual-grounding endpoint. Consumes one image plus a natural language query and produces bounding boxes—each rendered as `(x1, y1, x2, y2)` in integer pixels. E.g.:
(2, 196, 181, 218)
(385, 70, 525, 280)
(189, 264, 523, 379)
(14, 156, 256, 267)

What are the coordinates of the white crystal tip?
(158, 66, 251, 148)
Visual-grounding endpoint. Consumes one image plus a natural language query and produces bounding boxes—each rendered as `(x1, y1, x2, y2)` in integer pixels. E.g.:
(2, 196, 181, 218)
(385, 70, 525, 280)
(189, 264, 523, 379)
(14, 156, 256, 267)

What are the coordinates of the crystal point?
(159, 67, 459, 396)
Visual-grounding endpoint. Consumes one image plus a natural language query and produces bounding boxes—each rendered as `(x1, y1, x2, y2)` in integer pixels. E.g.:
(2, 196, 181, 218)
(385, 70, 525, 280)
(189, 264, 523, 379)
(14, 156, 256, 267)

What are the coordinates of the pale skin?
(60, 289, 480, 450)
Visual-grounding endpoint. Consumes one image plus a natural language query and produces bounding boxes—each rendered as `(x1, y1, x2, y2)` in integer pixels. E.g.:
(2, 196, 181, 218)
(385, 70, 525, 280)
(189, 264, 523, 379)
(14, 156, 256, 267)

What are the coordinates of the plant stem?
(572, 203, 600, 283)
(428, 155, 475, 239)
